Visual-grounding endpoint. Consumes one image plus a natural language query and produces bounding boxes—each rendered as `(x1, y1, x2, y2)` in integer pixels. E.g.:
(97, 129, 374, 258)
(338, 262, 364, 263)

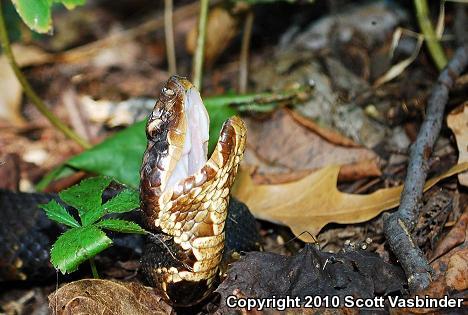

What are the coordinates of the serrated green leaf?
(96, 219, 147, 234)
(39, 199, 80, 228)
(11, 0, 52, 34)
(80, 207, 106, 227)
(59, 176, 112, 225)
(51, 226, 112, 274)
(101, 188, 140, 214)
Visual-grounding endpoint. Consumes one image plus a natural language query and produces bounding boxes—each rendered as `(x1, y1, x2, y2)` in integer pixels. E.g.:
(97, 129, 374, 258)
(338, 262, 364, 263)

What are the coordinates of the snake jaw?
(140, 76, 246, 305)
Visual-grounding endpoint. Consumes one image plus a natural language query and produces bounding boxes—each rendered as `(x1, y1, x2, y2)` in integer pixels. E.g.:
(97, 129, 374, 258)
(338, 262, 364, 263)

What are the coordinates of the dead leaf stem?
(383, 44, 468, 293)
(0, 2, 91, 149)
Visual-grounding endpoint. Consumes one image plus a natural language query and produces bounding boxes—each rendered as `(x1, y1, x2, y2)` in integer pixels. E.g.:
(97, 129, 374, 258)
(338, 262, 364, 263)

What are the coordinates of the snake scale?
(0, 76, 260, 307)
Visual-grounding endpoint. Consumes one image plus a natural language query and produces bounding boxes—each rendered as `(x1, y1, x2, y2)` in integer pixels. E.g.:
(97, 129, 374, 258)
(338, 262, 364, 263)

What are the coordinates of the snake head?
(142, 76, 209, 195)
(139, 76, 246, 305)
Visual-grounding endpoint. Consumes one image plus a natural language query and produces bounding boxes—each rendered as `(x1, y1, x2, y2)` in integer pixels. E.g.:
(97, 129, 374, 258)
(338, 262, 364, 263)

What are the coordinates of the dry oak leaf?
(48, 279, 173, 315)
(430, 211, 468, 261)
(243, 109, 381, 183)
(447, 103, 468, 187)
(233, 162, 468, 243)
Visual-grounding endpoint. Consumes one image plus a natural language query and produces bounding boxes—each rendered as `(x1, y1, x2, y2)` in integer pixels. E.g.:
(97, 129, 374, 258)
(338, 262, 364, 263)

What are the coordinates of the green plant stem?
(0, 2, 91, 149)
(164, 0, 177, 74)
(239, 10, 254, 94)
(414, 0, 448, 70)
(89, 258, 99, 279)
(192, 0, 210, 90)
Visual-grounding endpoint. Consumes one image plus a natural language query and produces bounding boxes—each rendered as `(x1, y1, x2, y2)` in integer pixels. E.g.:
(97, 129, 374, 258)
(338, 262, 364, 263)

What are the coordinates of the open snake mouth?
(140, 76, 246, 305)
(150, 77, 210, 193)
(141, 76, 208, 195)
(166, 87, 209, 189)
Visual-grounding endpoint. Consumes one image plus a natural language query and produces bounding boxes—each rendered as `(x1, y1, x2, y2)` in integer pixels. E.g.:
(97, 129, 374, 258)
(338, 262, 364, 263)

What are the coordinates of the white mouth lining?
(165, 87, 210, 190)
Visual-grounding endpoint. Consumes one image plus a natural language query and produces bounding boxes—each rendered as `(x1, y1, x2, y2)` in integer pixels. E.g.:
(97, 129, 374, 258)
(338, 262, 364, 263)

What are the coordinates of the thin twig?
(414, 0, 448, 70)
(0, 2, 91, 149)
(239, 10, 254, 94)
(383, 44, 468, 293)
(192, 0, 210, 90)
(164, 0, 177, 74)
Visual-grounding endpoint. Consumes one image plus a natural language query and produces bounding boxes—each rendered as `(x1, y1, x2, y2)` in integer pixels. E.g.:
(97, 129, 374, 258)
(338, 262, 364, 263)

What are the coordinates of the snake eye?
(162, 87, 175, 97)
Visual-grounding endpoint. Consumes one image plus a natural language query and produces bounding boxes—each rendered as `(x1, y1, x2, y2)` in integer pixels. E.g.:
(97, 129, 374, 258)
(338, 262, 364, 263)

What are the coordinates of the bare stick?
(164, 0, 177, 74)
(0, 2, 91, 149)
(239, 10, 254, 94)
(384, 44, 468, 293)
(414, 0, 448, 70)
(192, 0, 210, 90)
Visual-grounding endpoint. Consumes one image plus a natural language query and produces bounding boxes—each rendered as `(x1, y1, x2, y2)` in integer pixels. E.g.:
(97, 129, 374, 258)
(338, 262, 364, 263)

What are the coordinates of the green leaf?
(11, 0, 86, 34)
(59, 0, 86, 9)
(205, 98, 238, 152)
(11, 0, 52, 34)
(66, 121, 147, 189)
(101, 188, 140, 214)
(59, 176, 112, 225)
(51, 226, 112, 274)
(39, 199, 80, 228)
(96, 219, 147, 234)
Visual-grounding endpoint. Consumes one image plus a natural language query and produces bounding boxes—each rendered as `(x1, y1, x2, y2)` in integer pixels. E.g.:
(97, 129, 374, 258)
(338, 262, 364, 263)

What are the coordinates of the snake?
(140, 76, 249, 306)
(0, 75, 259, 307)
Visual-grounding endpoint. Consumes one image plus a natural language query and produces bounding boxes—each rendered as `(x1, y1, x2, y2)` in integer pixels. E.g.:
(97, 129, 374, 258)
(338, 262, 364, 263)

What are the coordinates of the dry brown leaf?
(244, 109, 381, 182)
(288, 109, 360, 147)
(48, 279, 173, 315)
(186, 6, 239, 67)
(0, 44, 53, 126)
(431, 211, 468, 261)
(445, 250, 468, 291)
(233, 163, 468, 242)
(249, 159, 381, 185)
(447, 103, 468, 187)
